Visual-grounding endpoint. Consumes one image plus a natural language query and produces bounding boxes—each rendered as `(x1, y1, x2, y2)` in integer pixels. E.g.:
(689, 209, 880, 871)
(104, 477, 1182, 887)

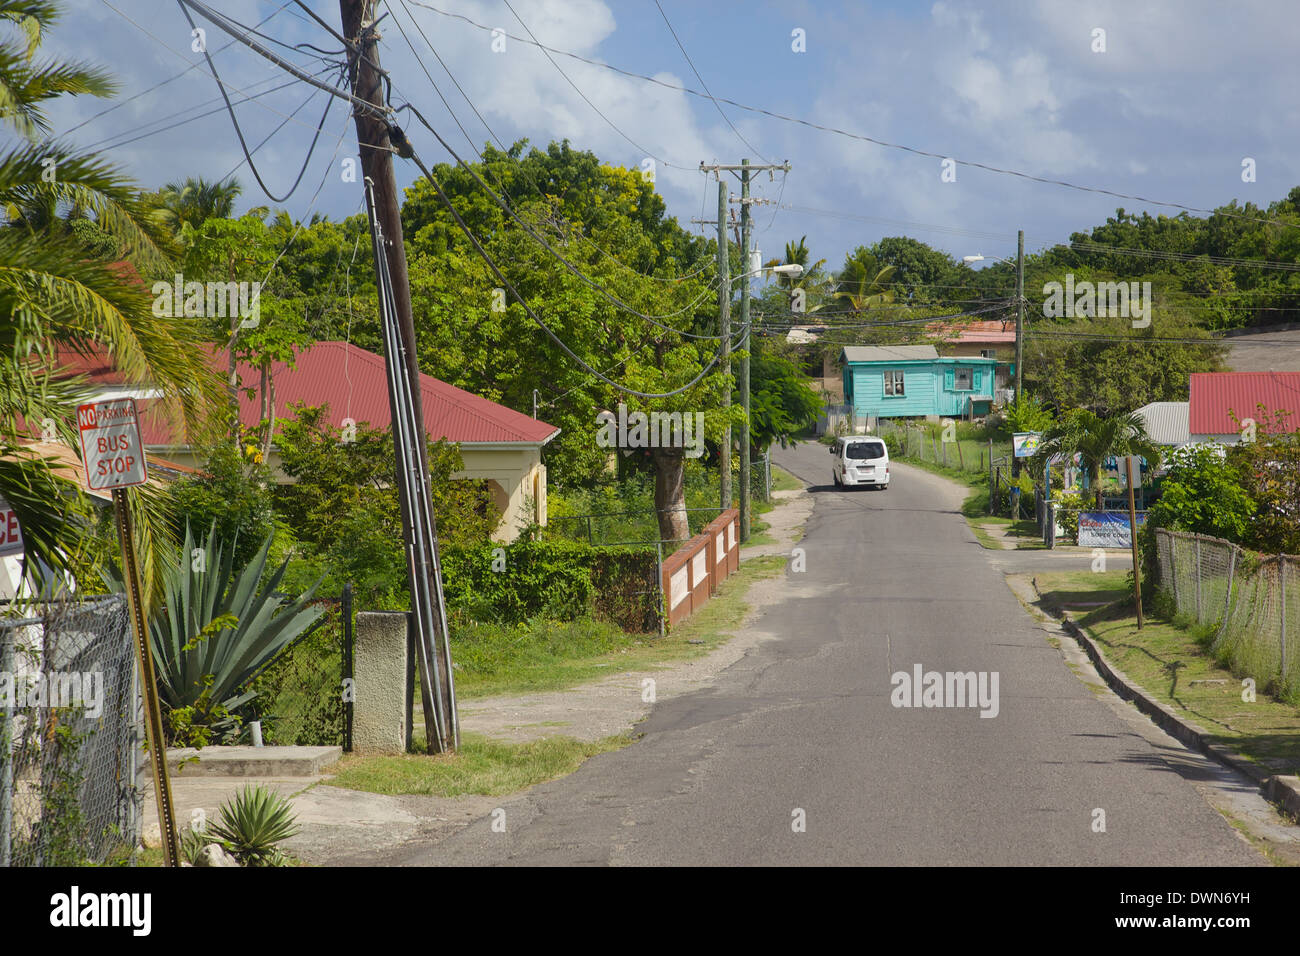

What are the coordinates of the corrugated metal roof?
(50, 341, 561, 447)
(924, 319, 1016, 344)
(841, 345, 939, 363)
(1132, 401, 1190, 445)
(1189, 371, 1300, 436)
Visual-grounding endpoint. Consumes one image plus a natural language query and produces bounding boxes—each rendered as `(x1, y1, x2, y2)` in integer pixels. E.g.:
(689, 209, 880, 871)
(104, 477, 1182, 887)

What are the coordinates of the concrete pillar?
(353, 612, 408, 754)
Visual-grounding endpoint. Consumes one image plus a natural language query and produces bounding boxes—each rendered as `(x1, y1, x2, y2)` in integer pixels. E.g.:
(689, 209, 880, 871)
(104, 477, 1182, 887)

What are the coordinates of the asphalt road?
(392, 442, 1262, 866)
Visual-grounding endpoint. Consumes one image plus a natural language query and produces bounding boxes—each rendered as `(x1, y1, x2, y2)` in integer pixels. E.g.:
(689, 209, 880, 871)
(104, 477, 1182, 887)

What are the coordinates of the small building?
(841, 345, 1000, 424)
(924, 318, 1017, 401)
(1189, 371, 1300, 444)
(46, 341, 559, 543)
(1131, 401, 1191, 448)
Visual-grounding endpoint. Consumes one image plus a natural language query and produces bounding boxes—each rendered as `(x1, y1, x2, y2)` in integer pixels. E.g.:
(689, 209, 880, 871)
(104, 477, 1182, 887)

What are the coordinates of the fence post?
(342, 581, 354, 753)
(1217, 547, 1236, 644)
(1170, 533, 1180, 612)
(0, 627, 11, 867)
(1194, 539, 1202, 622)
(656, 541, 666, 640)
(1281, 556, 1288, 686)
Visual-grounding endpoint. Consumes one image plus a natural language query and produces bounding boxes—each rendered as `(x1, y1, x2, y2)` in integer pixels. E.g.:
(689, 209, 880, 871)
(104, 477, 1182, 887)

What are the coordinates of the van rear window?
(846, 442, 886, 460)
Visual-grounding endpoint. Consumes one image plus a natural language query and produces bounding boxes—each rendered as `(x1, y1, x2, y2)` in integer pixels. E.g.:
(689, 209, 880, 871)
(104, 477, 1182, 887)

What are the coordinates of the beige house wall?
(147, 441, 549, 544)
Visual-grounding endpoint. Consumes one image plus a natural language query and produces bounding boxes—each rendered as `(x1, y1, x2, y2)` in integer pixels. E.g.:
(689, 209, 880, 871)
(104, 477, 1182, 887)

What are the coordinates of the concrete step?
(165, 745, 342, 777)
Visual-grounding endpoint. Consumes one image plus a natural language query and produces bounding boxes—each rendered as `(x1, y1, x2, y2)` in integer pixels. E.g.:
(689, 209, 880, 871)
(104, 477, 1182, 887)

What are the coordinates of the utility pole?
(716, 180, 731, 511)
(1015, 228, 1024, 402)
(340, 0, 457, 752)
(697, 160, 789, 535)
(738, 159, 753, 542)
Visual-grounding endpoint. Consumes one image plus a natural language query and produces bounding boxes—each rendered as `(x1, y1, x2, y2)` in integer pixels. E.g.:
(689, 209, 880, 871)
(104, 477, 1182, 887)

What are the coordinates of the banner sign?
(1013, 432, 1042, 458)
(1078, 511, 1147, 548)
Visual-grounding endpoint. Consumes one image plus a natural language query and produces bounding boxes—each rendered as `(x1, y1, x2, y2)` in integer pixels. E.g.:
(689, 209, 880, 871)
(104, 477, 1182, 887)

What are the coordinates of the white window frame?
(884, 370, 905, 397)
(954, 367, 974, 391)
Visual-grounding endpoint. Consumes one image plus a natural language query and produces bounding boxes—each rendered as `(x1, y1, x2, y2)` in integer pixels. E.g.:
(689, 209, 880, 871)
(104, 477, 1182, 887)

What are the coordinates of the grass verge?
(1034, 570, 1300, 776)
(452, 553, 786, 698)
(324, 732, 630, 797)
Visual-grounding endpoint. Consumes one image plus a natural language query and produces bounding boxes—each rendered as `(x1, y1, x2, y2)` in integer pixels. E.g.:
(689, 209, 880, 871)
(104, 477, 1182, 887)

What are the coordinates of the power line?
(650, 0, 767, 163)
(81, 69, 327, 153)
(499, 0, 695, 172)
(399, 104, 735, 337)
(389, 0, 713, 286)
(175, 0, 339, 203)
(405, 0, 1300, 231)
(406, 145, 728, 398)
(71, 0, 298, 137)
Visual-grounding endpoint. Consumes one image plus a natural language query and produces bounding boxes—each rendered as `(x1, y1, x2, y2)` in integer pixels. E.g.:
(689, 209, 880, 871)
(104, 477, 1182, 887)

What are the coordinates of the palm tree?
(155, 176, 242, 235)
(835, 247, 897, 312)
(765, 235, 828, 315)
(0, 0, 223, 601)
(1037, 409, 1164, 509)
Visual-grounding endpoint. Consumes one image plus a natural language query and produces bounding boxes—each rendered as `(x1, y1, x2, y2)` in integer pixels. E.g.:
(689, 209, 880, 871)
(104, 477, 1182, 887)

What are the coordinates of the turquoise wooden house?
(841, 345, 1000, 422)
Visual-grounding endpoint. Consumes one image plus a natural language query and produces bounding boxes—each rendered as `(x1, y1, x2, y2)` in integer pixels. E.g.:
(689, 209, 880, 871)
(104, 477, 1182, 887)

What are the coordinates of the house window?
(954, 367, 973, 391)
(884, 370, 905, 397)
(980, 349, 997, 360)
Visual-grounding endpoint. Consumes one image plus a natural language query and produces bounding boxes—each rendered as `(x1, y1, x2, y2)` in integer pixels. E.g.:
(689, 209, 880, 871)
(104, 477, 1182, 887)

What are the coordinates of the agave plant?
(107, 521, 325, 718)
(208, 784, 299, 867)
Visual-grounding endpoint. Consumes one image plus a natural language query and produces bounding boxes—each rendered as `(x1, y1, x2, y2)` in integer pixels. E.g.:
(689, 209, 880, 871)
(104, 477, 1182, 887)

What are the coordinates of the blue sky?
(45, 0, 1300, 272)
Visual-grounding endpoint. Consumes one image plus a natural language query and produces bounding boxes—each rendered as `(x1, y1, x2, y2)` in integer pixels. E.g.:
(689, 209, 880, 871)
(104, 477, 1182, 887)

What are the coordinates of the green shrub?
(441, 540, 660, 633)
(208, 784, 300, 867)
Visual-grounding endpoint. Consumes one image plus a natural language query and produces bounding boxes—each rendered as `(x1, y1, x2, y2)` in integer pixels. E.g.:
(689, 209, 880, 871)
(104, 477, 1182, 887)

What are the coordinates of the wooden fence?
(660, 508, 740, 629)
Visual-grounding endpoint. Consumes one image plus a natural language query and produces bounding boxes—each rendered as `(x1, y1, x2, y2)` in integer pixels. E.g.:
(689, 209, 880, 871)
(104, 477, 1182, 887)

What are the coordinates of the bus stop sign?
(77, 398, 149, 490)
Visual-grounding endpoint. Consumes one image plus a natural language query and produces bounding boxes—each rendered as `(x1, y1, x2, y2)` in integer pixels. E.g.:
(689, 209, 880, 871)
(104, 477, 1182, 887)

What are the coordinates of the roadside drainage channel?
(1032, 581, 1300, 823)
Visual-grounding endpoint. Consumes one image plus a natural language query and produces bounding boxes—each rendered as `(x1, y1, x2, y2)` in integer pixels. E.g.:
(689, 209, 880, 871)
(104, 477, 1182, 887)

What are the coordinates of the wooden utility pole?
(717, 179, 731, 511)
(339, 0, 457, 751)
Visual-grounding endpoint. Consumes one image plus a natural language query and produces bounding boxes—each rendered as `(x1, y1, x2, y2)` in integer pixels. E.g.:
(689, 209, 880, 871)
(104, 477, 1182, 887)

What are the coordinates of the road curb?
(1045, 595, 1300, 822)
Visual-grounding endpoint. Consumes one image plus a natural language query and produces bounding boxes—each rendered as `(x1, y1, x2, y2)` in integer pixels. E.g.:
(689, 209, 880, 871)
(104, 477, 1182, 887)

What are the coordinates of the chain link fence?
(1, 596, 141, 867)
(246, 594, 352, 749)
(1154, 529, 1300, 700)
(878, 422, 1007, 477)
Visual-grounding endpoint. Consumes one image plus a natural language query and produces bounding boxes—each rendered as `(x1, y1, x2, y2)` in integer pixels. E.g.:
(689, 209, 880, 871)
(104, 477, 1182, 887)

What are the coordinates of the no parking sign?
(77, 398, 149, 490)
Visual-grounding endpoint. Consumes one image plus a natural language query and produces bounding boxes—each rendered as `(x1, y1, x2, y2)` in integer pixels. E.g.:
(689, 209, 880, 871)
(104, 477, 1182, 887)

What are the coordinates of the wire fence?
(878, 422, 1009, 477)
(245, 589, 353, 749)
(1154, 529, 1300, 700)
(1, 596, 140, 867)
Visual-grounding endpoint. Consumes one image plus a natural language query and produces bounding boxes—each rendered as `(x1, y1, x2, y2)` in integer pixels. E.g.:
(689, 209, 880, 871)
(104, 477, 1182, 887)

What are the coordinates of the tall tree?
(154, 176, 242, 236)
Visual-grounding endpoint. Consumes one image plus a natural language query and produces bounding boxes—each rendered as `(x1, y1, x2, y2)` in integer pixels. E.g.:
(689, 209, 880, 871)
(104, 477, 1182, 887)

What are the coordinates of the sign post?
(1126, 455, 1144, 629)
(77, 399, 180, 866)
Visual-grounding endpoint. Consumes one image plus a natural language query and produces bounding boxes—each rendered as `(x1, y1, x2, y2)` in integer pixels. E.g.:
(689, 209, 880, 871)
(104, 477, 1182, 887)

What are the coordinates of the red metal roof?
(45, 341, 559, 447)
(924, 319, 1016, 344)
(1188, 371, 1300, 435)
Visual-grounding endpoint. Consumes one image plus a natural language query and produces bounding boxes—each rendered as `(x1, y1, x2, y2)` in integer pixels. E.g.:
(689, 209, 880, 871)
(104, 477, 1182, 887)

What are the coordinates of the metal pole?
(113, 489, 180, 866)
(717, 178, 731, 512)
(342, 581, 353, 753)
(1015, 229, 1024, 401)
(1195, 538, 1203, 622)
(344, 0, 457, 753)
(1126, 457, 1144, 628)
(1281, 557, 1287, 684)
(739, 158, 752, 542)
(0, 625, 11, 866)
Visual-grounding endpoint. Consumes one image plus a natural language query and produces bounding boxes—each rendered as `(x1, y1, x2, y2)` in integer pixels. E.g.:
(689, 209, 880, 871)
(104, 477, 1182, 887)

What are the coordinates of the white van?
(830, 436, 890, 489)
